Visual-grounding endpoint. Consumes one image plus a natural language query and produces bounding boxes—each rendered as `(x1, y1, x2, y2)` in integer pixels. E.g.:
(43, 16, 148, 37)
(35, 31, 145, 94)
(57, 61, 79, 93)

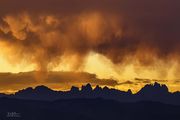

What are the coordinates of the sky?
(0, 0, 180, 93)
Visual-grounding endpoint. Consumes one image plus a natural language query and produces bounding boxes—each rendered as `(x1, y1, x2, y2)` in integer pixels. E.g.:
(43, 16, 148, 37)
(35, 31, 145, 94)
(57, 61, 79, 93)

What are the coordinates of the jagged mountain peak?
(81, 83, 93, 92)
(94, 85, 103, 92)
(137, 82, 169, 95)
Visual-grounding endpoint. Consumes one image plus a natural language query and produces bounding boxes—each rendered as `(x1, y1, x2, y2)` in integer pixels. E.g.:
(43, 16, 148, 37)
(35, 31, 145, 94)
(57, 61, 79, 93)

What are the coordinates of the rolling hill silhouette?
(0, 82, 180, 120)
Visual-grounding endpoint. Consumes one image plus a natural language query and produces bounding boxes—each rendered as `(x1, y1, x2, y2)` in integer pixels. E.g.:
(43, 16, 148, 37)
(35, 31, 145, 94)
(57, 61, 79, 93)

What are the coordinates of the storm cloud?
(0, 0, 180, 78)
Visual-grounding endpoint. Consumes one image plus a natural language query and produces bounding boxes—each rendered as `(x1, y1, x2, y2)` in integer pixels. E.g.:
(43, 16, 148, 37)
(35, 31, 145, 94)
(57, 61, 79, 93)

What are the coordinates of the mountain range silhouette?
(0, 82, 179, 105)
(0, 82, 180, 120)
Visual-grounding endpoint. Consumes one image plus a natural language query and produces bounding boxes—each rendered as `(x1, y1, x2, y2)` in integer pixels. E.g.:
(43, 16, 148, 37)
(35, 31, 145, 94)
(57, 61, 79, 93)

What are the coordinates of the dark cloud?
(152, 79, 168, 83)
(134, 78, 169, 84)
(0, 71, 118, 93)
(134, 78, 151, 84)
(174, 79, 180, 84)
(118, 81, 134, 85)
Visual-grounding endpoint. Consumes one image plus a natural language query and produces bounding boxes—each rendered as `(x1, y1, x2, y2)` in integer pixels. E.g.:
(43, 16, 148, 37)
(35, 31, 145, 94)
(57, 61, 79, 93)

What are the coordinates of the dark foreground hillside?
(0, 97, 180, 120)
